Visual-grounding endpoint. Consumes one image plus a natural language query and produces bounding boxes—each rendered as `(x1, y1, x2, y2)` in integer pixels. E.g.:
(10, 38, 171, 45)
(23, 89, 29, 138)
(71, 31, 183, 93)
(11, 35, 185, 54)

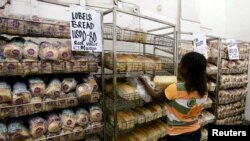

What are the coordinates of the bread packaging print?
(0, 104, 13, 119)
(61, 109, 76, 130)
(5, 58, 22, 75)
(76, 108, 89, 127)
(72, 126, 84, 140)
(23, 40, 39, 59)
(39, 61, 52, 74)
(8, 120, 30, 141)
(65, 60, 80, 73)
(29, 116, 47, 138)
(61, 78, 77, 93)
(52, 60, 64, 72)
(77, 57, 88, 72)
(39, 42, 59, 61)
(88, 105, 102, 122)
(55, 96, 68, 109)
(29, 78, 46, 97)
(58, 43, 72, 61)
(46, 113, 61, 133)
(66, 92, 78, 107)
(22, 59, 39, 74)
(55, 22, 70, 38)
(12, 82, 31, 105)
(46, 79, 63, 98)
(43, 98, 56, 112)
(0, 82, 11, 104)
(30, 97, 43, 114)
(27, 16, 42, 35)
(7, 18, 25, 35)
(4, 37, 25, 60)
(0, 123, 7, 141)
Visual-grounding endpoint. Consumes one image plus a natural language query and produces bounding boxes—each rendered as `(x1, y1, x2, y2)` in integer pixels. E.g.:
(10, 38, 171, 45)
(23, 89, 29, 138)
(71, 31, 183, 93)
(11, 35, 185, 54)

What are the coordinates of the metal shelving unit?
(103, 7, 177, 141)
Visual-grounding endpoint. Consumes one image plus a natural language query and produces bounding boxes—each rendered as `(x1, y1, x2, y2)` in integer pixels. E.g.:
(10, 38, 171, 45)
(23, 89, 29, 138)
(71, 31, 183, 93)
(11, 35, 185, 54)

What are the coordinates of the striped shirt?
(164, 83, 207, 135)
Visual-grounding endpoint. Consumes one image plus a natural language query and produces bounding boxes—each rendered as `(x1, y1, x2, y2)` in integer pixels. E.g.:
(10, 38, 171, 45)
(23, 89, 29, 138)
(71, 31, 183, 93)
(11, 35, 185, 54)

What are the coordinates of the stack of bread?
(198, 111, 215, 127)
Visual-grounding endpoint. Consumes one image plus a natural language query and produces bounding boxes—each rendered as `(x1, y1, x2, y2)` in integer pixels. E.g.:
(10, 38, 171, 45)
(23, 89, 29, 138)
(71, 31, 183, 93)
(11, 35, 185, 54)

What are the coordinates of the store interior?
(0, 0, 249, 141)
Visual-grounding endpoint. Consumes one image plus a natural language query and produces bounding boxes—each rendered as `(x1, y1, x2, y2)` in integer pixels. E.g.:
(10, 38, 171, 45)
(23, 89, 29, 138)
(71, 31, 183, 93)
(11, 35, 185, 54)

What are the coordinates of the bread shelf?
(215, 114, 245, 125)
(220, 68, 248, 74)
(105, 96, 144, 110)
(218, 94, 246, 105)
(219, 81, 248, 89)
(104, 24, 174, 47)
(221, 52, 249, 60)
(217, 107, 245, 119)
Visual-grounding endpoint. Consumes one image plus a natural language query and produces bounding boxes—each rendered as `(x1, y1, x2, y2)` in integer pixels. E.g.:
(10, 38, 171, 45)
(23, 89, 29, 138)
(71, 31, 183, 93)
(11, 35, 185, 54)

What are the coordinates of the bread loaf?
(88, 105, 102, 122)
(29, 78, 46, 97)
(59, 130, 72, 141)
(55, 97, 68, 109)
(0, 123, 7, 141)
(0, 82, 11, 104)
(47, 113, 61, 133)
(66, 92, 78, 107)
(42, 22, 55, 36)
(61, 78, 77, 93)
(153, 76, 177, 89)
(72, 126, 84, 140)
(39, 42, 59, 61)
(0, 18, 8, 34)
(4, 38, 24, 60)
(29, 116, 47, 138)
(23, 40, 39, 59)
(76, 108, 89, 127)
(58, 43, 72, 61)
(5, 58, 22, 75)
(61, 109, 76, 130)
(116, 82, 138, 100)
(46, 132, 59, 141)
(43, 98, 55, 112)
(30, 97, 43, 114)
(0, 104, 13, 119)
(77, 57, 88, 72)
(7, 19, 25, 35)
(52, 61, 64, 72)
(22, 59, 39, 74)
(65, 60, 80, 73)
(46, 79, 63, 98)
(12, 82, 31, 105)
(76, 83, 92, 101)
(55, 23, 70, 38)
(8, 120, 30, 141)
(27, 16, 42, 35)
(0, 59, 5, 75)
(85, 135, 101, 141)
(33, 135, 46, 141)
(39, 61, 52, 74)
(0, 36, 8, 57)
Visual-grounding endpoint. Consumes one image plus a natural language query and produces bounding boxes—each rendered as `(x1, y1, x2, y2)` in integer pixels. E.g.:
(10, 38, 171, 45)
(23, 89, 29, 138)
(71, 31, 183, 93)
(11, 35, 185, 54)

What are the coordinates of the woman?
(139, 52, 208, 141)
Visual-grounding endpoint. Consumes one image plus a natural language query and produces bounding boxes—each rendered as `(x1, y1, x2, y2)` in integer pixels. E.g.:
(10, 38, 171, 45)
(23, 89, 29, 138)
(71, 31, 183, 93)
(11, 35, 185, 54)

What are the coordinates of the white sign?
(193, 33, 208, 59)
(227, 39, 239, 60)
(70, 4, 102, 52)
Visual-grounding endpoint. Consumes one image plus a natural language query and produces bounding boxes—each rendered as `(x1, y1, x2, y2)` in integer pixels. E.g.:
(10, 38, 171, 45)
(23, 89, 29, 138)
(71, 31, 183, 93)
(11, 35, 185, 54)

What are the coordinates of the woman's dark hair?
(178, 52, 207, 97)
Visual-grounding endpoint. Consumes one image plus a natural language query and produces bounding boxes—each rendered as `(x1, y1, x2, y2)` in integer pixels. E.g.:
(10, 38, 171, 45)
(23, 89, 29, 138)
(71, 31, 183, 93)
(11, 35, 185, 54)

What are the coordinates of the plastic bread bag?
(30, 97, 43, 114)
(5, 58, 22, 75)
(46, 132, 59, 141)
(0, 36, 9, 57)
(52, 60, 64, 72)
(0, 123, 7, 141)
(46, 112, 61, 133)
(136, 76, 153, 103)
(39, 61, 52, 74)
(42, 97, 56, 112)
(0, 103, 13, 119)
(29, 78, 46, 97)
(61, 78, 77, 93)
(33, 135, 46, 141)
(72, 126, 84, 140)
(22, 59, 39, 75)
(88, 105, 102, 122)
(76, 77, 98, 101)
(65, 60, 80, 73)
(46, 78, 63, 98)
(60, 109, 76, 130)
(12, 82, 31, 105)
(59, 129, 72, 141)
(23, 40, 39, 59)
(0, 81, 12, 104)
(77, 56, 88, 72)
(91, 122, 103, 134)
(58, 42, 72, 61)
(39, 42, 59, 61)
(0, 58, 5, 75)
(66, 92, 78, 107)
(28, 116, 47, 138)
(76, 108, 89, 127)
(55, 95, 68, 109)
(7, 120, 30, 141)
(3, 37, 25, 60)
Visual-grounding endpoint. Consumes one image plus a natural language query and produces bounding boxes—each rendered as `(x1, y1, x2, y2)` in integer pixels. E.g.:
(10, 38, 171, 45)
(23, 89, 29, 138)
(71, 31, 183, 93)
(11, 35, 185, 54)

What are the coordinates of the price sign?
(227, 39, 239, 60)
(70, 4, 102, 52)
(193, 33, 207, 59)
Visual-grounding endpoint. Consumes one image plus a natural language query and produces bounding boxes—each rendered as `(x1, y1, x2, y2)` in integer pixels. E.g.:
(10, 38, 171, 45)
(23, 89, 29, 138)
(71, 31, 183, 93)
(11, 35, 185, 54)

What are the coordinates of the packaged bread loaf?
(23, 40, 39, 59)
(67, 92, 78, 107)
(88, 105, 102, 122)
(46, 113, 61, 133)
(0, 59, 5, 75)
(135, 107, 152, 122)
(39, 61, 52, 74)
(91, 122, 102, 134)
(0, 123, 7, 141)
(153, 76, 177, 89)
(30, 97, 43, 114)
(77, 57, 88, 72)
(27, 16, 42, 35)
(0, 18, 8, 34)
(12, 82, 31, 105)
(72, 126, 84, 140)
(39, 42, 59, 61)
(65, 60, 80, 73)
(76, 108, 89, 127)
(61, 78, 77, 93)
(42, 19, 55, 36)
(46, 132, 59, 141)
(4, 37, 25, 60)
(46, 79, 63, 98)
(59, 129, 72, 141)
(29, 78, 46, 97)
(55, 22, 70, 38)
(0, 104, 13, 119)
(29, 116, 47, 138)
(55, 96, 68, 109)
(52, 60, 64, 72)
(5, 58, 22, 75)
(43, 98, 56, 112)
(22, 59, 39, 74)
(76, 78, 98, 101)
(0, 82, 11, 104)
(115, 82, 138, 100)
(58, 43, 72, 61)
(0, 36, 9, 57)
(61, 109, 76, 130)
(7, 19, 25, 35)
(8, 120, 30, 141)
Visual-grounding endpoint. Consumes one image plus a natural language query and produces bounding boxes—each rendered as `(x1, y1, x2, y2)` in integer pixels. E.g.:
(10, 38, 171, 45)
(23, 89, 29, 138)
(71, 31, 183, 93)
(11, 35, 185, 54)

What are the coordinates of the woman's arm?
(138, 76, 168, 102)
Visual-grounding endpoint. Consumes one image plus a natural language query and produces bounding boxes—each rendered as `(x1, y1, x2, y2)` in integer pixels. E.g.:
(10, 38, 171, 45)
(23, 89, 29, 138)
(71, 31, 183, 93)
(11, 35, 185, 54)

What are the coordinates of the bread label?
(67, 119, 72, 125)
(36, 127, 44, 134)
(12, 20, 20, 29)
(7, 64, 15, 70)
(41, 62, 47, 68)
(62, 52, 68, 58)
(35, 103, 42, 108)
(47, 51, 54, 58)
(48, 101, 54, 106)
(16, 98, 24, 104)
(82, 117, 87, 122)
(34, 87, 41, 93)
(59, 25, 65, 31)
(12, 49, 20, 56)
(96, 113, 101, 118)
(14, 133, 22, 139)
(62, 85, 69, 91)
(28, 49, 35, 55)
(69, 99, 76, 105)
(54, 91, 60, 97)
